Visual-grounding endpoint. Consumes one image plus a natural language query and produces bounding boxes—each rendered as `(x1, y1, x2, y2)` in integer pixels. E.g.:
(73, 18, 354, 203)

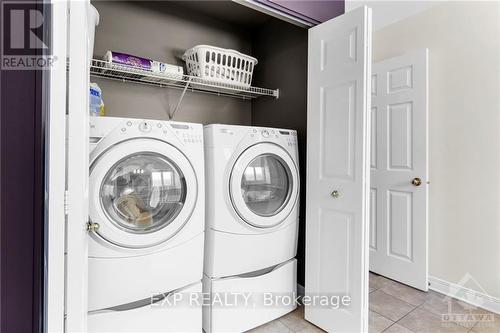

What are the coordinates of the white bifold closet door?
(306, 6, 372, 333)
(369, 49, 429, 291)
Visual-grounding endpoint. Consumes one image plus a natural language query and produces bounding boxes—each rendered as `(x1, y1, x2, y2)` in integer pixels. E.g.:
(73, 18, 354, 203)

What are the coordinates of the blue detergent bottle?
(89, 83, 103, 117)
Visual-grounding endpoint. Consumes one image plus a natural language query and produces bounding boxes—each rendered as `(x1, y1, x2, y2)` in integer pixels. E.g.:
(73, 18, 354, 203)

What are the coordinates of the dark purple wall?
(256, 0, 345, 24)
(0, 66, 44, 333)
(0, 1, 45, 332)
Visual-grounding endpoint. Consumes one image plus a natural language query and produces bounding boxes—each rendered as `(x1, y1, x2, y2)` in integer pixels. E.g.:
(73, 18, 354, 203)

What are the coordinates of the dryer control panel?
(249, 128, 298, 148)
(276, 129, 298, 148)
(204, 124, 297, 150)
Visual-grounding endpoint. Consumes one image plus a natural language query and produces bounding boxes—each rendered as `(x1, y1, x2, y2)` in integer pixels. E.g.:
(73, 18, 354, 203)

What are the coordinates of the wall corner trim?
(428, 276, 500, 315)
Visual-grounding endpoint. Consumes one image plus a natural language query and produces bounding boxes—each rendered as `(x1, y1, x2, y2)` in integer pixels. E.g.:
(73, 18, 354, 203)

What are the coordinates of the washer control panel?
(117, 120, 202, 144)
(179, 131, 202, 143)
(170, 123, 202, 144)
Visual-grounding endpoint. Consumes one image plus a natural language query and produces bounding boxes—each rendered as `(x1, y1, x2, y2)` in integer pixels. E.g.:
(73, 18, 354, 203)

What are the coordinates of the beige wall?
(347, 0, 439, 30)
(92, 1, 252, 125)
(373, 1, 500, 298)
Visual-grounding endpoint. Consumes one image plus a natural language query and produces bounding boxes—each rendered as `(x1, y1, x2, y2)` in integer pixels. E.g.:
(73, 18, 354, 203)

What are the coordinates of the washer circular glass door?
(89, 138, 197, 248)
(230, 143, 299, 228)
(100, 153, 186, 234)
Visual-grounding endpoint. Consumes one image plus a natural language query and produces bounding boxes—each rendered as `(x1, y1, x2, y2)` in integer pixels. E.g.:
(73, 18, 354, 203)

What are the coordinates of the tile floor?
(248, 272, 500, 333)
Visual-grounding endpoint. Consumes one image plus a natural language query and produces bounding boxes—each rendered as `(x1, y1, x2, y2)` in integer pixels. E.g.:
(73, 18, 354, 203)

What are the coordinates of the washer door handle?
(87, 222, 100, 232)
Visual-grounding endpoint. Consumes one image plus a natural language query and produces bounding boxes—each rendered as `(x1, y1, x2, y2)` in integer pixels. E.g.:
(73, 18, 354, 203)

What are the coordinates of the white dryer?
(203, 124, 299, 333)
(87, 116, 204, 332)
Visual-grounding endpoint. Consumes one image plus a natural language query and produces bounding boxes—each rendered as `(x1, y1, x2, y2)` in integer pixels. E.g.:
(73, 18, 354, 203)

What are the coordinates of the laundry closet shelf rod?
(89, 59, 280, 100)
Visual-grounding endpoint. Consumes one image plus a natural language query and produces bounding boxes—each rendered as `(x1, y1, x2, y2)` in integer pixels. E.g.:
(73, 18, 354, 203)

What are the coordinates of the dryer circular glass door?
(229, 143, 299, 228)
(89, 138, 198, 248)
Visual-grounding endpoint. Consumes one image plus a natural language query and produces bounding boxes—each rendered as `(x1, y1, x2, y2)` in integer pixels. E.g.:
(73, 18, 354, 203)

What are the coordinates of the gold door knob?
(412, 178, 422, 186)
(331, 190, 340, 198)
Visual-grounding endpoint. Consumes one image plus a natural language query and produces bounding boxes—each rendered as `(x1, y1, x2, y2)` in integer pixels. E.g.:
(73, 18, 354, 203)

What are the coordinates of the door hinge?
(64, 190, 70, 215)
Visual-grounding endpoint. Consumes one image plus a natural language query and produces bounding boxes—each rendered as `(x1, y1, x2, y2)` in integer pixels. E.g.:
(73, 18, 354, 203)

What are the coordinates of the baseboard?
(297, 283, 305, 298)
(428, 276, 500, 315)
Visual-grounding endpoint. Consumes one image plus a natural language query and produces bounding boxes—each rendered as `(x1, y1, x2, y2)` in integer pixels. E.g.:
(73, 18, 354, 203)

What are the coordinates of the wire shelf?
(89, 59, 279, 100)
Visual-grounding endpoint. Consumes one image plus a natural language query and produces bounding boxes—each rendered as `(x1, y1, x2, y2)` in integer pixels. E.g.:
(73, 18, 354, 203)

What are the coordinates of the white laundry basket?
(183, 45, 257, 88)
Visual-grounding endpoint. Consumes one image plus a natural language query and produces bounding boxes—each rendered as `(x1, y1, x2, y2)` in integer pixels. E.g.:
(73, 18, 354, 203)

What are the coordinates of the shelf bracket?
(169, 77, 193, 120)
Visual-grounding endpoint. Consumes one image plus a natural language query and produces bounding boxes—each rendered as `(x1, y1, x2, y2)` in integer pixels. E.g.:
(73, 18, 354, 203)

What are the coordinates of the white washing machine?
(203, 124, 299, 333)
(87, 116, 204, 332)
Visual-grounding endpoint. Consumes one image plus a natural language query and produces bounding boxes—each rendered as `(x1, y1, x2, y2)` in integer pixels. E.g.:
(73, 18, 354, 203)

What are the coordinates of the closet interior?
(91, 0, 308, 286)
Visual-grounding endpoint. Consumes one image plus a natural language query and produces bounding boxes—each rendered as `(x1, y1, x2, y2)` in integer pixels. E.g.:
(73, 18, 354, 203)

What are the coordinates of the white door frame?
(66, 1, 91, 331)
(47, 1, 90, 331)
(46, 1, 67, 331)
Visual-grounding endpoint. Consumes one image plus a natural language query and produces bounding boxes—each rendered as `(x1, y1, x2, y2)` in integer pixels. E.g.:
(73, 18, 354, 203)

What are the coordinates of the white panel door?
(306, 6, 372, 332)
(370, 50, 428, 291)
